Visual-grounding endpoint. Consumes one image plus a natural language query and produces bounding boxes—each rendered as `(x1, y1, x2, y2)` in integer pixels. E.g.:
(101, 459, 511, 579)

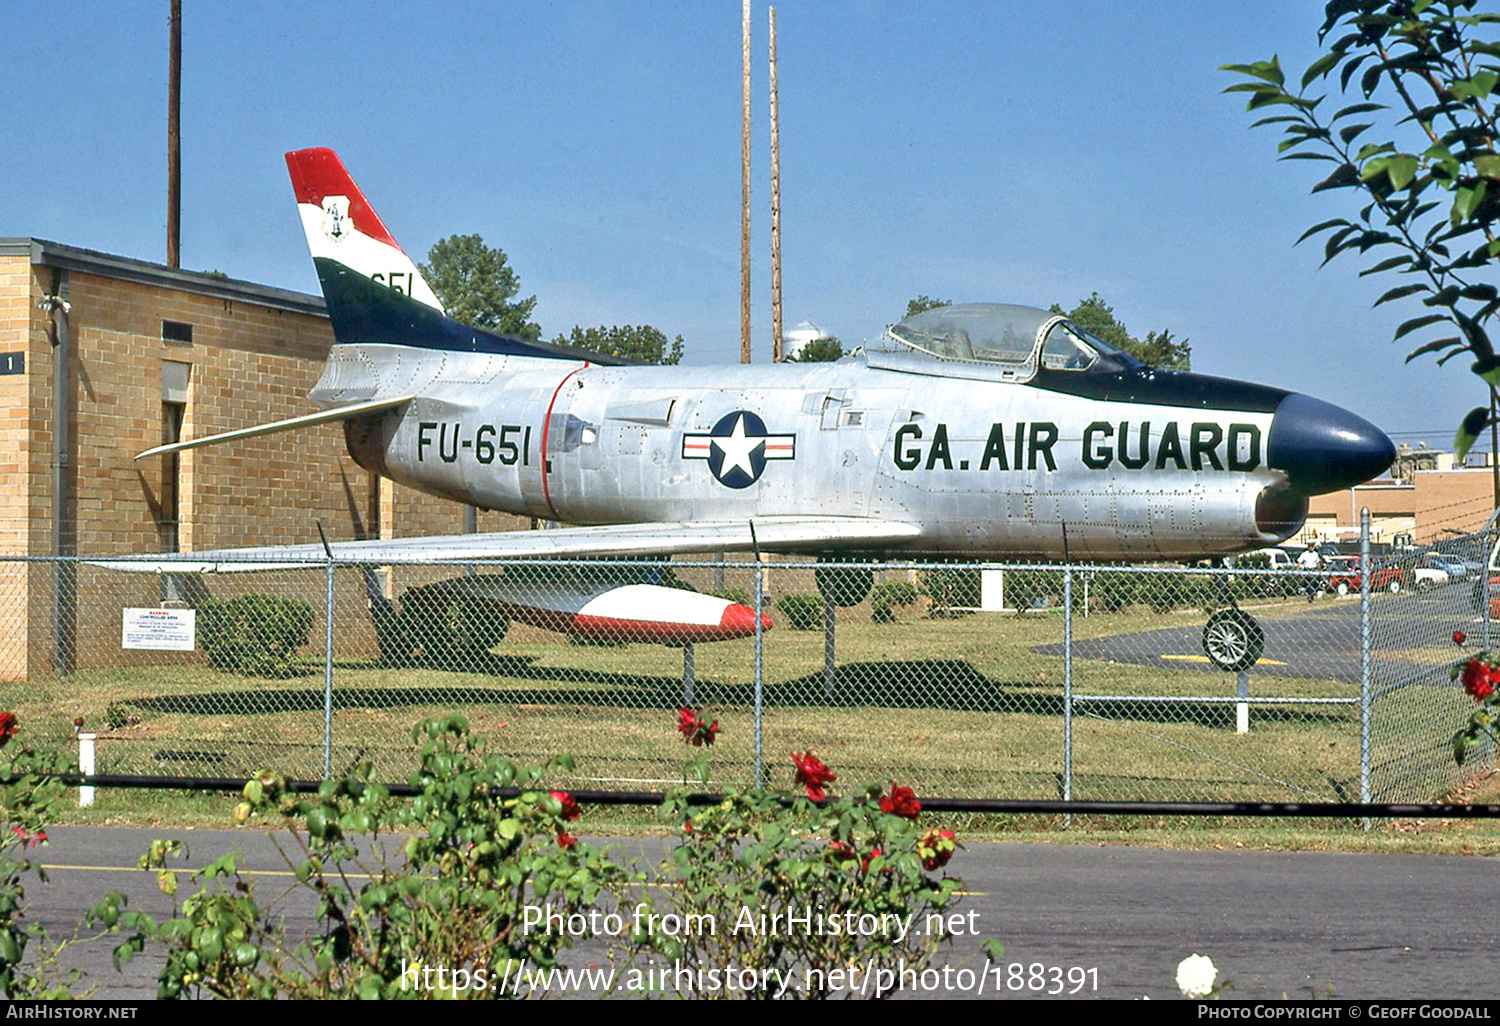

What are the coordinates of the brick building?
(1299, 470, 1496, 548)
(0, 239, 525, 679)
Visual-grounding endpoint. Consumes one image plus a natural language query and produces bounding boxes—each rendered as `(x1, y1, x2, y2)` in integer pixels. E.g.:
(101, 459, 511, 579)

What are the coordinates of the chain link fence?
(0, 519, 1492, 805)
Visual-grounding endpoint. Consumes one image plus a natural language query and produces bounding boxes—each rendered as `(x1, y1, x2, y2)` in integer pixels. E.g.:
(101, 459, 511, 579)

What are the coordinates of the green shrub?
(1143, 574, 1214, 614)
(1090, 571, 1139, 612)
(1005, 569, 1063, 613)
(1229, 554, 1298, 600)
(398, 592, 507, 670)
(871, 581, 918, 623)
(197, 594, 314, 677)
(707, 587, 751, 606)
(919, 568, 980, 615)
(776, 593, 825, 631)
(656, 567, 697, 592)
(814, 560, 872, 607)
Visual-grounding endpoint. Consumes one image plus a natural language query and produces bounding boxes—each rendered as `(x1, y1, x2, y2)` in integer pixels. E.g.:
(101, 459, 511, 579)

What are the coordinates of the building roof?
(0, 237, 327, 318)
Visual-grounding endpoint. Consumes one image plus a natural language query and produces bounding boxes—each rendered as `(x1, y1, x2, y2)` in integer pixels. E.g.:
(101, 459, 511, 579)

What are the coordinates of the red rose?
(918, 828, 958, 871)
(0, 713, 17, 748)
(550, 790, 581, 822)
(790, 750, 836, 800)
(1454, 631, 1468, 646)
(825, 839, 857, 865)
(557, 832, 578, 850)
(879, 782, 921, 819)
(1463, 658, 1497, 702)
(861, 847, 884, 875)
(677, 708, 720, 747)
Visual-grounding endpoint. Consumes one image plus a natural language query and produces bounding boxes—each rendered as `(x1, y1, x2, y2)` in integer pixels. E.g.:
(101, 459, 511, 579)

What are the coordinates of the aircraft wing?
(135, 395, 415, 460)
(91, 515, 924, 573)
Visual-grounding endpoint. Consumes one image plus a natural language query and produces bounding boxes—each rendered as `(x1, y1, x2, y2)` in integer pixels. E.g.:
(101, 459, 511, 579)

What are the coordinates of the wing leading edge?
(135, 395, 415, 461)
(92, 516, 924, 573)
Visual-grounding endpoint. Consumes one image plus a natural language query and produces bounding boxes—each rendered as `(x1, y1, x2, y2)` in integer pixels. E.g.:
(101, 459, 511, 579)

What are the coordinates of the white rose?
(1176, 953, 1217, 998)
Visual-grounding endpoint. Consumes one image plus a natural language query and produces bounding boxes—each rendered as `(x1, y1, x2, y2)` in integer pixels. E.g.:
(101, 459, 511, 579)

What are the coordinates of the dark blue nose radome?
(1266, 393, 1396, 495)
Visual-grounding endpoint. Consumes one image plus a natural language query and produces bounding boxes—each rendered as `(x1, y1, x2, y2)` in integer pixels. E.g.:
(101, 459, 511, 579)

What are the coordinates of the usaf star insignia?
(682, 411, 795, 488)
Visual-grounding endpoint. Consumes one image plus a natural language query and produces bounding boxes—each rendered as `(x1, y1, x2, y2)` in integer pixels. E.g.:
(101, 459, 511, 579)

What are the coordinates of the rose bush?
(790, 750, 836, 800)
(93, 717, 634, 999)
(677, 707, 720, 748)
(643, 719, 981, 999)
(879, 782, 922, 820)
(0, 714, 90, 998)
(1448, 635, 1500, 763)
(79, 710, 994, 1000)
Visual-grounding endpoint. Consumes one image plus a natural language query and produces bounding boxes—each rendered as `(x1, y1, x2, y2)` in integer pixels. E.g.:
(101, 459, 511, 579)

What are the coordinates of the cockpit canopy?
(887, 303, 1141, 379)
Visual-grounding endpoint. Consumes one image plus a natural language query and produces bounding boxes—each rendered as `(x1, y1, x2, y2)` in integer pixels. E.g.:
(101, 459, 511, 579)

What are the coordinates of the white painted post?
(78, 732, 96, 807)
(1236, 670, 1250, 734)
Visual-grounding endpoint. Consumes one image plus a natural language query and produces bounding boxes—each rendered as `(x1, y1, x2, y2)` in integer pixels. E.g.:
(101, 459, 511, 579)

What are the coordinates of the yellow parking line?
(1160, 654, 1287, 666)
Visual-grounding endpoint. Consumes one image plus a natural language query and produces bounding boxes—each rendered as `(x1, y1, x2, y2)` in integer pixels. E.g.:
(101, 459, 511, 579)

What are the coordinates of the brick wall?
(0, 244, 529, 678)
(1412, 469, 1496, 543)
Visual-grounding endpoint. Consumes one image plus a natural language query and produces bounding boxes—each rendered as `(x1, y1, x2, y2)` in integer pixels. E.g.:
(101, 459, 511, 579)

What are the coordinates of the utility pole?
(769, 6, 783, 363)
(168, 0, 181, 268)
(740, 0, 752, 364)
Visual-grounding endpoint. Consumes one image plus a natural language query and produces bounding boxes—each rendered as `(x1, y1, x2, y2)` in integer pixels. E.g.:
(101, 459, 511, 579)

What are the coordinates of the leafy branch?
(1223, 0, 1500, 455)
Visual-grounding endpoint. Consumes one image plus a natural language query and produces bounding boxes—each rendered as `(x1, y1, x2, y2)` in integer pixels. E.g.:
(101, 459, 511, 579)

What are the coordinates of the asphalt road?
(1040, 585, 1486, 684)
(19, 825, 1497, 1001)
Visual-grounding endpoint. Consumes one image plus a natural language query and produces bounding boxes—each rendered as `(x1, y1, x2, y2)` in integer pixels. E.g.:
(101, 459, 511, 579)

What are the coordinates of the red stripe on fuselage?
(539, 363, 590, 521)
(285, 148, 403, 251)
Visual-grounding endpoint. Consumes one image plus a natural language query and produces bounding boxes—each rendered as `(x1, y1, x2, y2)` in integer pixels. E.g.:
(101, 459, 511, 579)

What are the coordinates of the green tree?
(552, 324, 685, 365)
(905, 295, 952, 318)
(420, 234, 541, 339)
(1222, 0, 1500, 457)
(788, 336, 844, 362)
(1050, 293, 1193, 370)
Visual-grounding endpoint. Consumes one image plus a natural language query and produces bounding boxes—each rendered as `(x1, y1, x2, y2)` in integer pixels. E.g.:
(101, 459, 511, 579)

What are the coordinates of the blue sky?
(0, 1, 1480, 448)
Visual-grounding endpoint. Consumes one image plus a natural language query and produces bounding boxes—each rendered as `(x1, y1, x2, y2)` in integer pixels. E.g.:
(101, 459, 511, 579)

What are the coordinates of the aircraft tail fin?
(286, 148, 631, 363)
(286, 147, 446, 314)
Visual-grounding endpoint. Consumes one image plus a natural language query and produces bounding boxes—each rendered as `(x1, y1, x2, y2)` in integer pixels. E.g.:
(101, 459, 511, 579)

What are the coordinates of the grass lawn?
(11, 588, 1478, 819)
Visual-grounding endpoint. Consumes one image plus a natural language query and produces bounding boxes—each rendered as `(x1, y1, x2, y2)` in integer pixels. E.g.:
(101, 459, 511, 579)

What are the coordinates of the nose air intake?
(1266, 393, 1395, 495)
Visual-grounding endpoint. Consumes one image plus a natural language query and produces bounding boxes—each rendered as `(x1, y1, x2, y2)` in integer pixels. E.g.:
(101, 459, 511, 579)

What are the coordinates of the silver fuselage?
(320, 342, 1299, 561)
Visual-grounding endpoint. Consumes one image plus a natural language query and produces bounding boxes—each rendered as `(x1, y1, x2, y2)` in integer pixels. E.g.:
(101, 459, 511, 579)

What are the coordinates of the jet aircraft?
(121, 148, 1395, 669)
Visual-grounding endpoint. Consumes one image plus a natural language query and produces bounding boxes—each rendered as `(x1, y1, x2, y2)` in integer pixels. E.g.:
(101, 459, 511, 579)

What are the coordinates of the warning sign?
(122, 608, 196, 651)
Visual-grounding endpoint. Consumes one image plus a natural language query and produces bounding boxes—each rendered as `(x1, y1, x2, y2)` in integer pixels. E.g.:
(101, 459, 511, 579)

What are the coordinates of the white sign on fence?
(980, 569, 1006, 612)
(121, 608, 196, 651)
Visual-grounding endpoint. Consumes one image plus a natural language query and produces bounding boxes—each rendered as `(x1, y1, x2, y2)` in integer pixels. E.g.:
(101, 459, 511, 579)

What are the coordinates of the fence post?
(682, 642, 695, 706)
(77, 731, 96, 808)
(1486, 521, 1495, 765)
(1485, 521, 1494, 653)
(1063, 564, 1073, 819)
(823, 595, 836, 700)
(323, 557, 335, 780)
(753, 559, 764, 790)
(1359, 507, 1372, 826)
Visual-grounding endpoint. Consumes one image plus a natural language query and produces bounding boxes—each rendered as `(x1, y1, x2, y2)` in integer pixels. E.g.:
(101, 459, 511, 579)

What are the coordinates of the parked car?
(1472, 537, 1500, 616)
(1413, 564, 1451, 592)
(1326, 556, 1409, 596)
(1425, 552, 1469, 579)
